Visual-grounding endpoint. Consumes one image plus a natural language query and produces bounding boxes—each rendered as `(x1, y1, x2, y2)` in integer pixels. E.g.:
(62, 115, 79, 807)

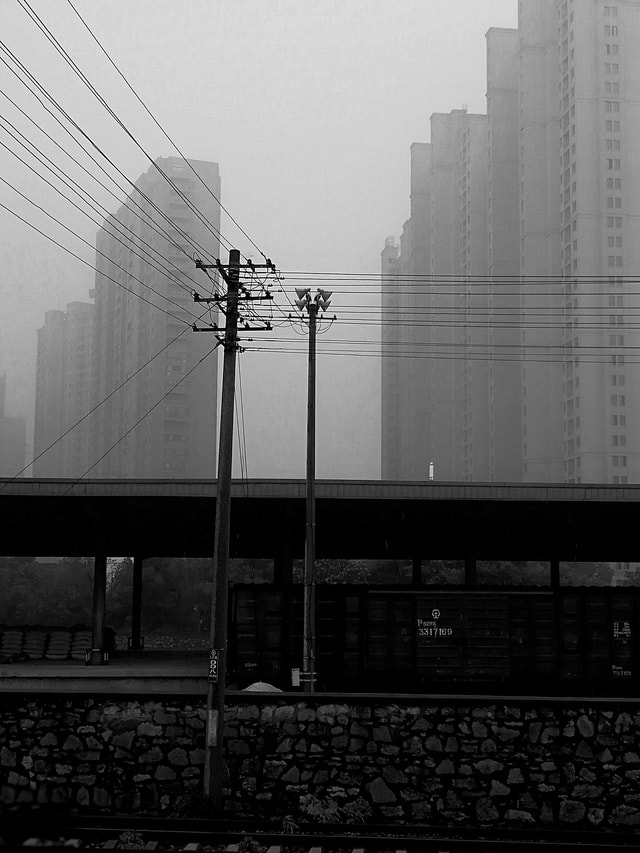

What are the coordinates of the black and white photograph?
(1, 0, 640, 847)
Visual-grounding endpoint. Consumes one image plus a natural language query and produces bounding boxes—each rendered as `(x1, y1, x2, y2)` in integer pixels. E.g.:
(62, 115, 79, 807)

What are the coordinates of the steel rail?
(1, 817, 638, 852)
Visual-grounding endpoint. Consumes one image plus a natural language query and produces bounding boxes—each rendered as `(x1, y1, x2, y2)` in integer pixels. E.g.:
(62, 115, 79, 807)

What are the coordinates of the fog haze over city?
(0, 0, 517, 480)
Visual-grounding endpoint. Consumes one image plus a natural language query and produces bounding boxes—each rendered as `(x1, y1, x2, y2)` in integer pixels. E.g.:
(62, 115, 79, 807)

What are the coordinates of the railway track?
(0, 818, 638, 853)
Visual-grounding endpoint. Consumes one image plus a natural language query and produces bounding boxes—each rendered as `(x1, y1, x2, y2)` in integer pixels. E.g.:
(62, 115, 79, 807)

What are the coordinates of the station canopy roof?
(1, 478, 639, 561)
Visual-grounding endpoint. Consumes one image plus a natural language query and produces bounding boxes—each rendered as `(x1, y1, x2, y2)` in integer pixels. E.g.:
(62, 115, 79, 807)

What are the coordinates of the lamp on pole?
(294, 287, 333, 692)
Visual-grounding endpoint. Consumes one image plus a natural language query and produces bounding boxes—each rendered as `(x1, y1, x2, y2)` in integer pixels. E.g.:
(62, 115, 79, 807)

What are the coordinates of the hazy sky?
(0, 0, 517, 479)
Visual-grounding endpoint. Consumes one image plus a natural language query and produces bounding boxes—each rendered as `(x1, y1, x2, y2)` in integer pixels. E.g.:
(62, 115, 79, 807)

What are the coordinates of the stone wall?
(0, 698, 206, 813)
(224, 699, 640, 830)
(1, 694, 640, 831)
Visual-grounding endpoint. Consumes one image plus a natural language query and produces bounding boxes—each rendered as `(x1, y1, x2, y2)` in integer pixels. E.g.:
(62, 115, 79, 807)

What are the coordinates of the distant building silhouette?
(34, 304, 93, 478)
(34, 157, 221, 479)
(0, 374, 26, 477)
(382, 0, 640, 485)
(91, 157, 221, 479)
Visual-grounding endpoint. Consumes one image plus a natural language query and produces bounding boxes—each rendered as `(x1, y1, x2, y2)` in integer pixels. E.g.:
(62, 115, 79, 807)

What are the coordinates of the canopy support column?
(90, 554, 107, 665)
(131, 556, 143, 651)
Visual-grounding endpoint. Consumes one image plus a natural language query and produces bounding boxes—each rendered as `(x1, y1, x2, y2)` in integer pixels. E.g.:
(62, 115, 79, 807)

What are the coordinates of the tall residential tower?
(382, 0, 640, 485)
(92, 157, 221, 479)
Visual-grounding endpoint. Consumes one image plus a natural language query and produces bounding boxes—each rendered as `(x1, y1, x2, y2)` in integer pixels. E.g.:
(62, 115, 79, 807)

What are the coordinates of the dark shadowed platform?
(0, 651, 210, 694)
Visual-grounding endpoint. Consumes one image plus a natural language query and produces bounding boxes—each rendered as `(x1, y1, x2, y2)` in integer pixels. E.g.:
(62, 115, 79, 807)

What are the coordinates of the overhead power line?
(63, 0, 268, 264)
(283, 270, 640, 282)
(0, 195, 192, 325)
(0, 91, 209, 293)
(0, 128, 203, 308)
(0, 42, 218, 266)
(243, 344, 640, 366)
(1, 325, 196, 489)
(15, 0, 232, 256)
(61, 340, 220, 496)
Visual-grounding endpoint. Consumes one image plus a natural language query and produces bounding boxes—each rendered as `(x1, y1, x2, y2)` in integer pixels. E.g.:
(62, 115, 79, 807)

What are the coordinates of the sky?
(0, 0, 518, 480)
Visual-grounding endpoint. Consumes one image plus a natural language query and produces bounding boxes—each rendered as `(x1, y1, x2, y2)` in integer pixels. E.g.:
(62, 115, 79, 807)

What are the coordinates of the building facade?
(553, 0, 640, 484)
(382, 0, 640, 485)
(92, 156, 220, 479)
(33, 157, 221, 480)
(33, 303, 93, 478)
(0, 374, 26, 477)
(486, 27, 523, 482)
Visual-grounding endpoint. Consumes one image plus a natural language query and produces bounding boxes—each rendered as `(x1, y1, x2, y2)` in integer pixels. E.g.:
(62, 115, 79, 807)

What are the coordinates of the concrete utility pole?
(204, 248, 240, 805)
(193, 249, 275, 808)
(294, 288, 333, 692)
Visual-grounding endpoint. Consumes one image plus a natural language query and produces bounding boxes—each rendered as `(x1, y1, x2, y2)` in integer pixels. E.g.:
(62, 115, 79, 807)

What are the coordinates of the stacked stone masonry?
(1, 695, 640, 831)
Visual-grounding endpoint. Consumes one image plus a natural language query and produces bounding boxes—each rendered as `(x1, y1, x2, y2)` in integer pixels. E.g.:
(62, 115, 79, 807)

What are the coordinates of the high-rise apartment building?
(34, 303, 93, 477)
(0, 374, 26, 477)
(486, 27, 523, 482)
(460, 114, 490, 481)
(382, 112, 488, 482)
(518, 0, 564, 483)
(92, 156, 220, 479)
(552, 0, 640, 484)
(381, 144, 432, 480)
(382, 0, 640, 485)
(380, 237, 402, 479)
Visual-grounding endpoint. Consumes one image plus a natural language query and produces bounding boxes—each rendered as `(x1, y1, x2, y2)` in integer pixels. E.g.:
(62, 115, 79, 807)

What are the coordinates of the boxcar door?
(415, 593, 464, 682)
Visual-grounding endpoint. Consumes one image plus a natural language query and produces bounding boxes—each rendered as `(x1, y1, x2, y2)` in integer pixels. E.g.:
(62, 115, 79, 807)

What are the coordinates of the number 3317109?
(418, 626, 453, 638)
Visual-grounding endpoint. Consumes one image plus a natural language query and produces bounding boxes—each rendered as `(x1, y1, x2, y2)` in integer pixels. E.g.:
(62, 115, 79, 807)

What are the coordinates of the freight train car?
(228, 584, 639, 694)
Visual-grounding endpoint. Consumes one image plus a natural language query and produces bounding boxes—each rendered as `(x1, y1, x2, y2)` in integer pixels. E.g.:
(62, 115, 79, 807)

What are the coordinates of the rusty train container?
(228, 585, 640, 694)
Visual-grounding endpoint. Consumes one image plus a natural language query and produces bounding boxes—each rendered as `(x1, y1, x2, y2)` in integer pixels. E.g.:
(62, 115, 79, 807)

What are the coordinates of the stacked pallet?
(70, 629, 92, 661)
(0, 628, 24, 657)
(23, 628, 48, 660)
(45, 629, 73, 661)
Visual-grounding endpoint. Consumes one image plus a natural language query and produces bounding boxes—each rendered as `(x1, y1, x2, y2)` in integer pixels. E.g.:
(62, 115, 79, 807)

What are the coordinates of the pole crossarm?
(193, 257, 278, 338)
(195, 257, 276, 274)
(193, 292, 274, 304)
